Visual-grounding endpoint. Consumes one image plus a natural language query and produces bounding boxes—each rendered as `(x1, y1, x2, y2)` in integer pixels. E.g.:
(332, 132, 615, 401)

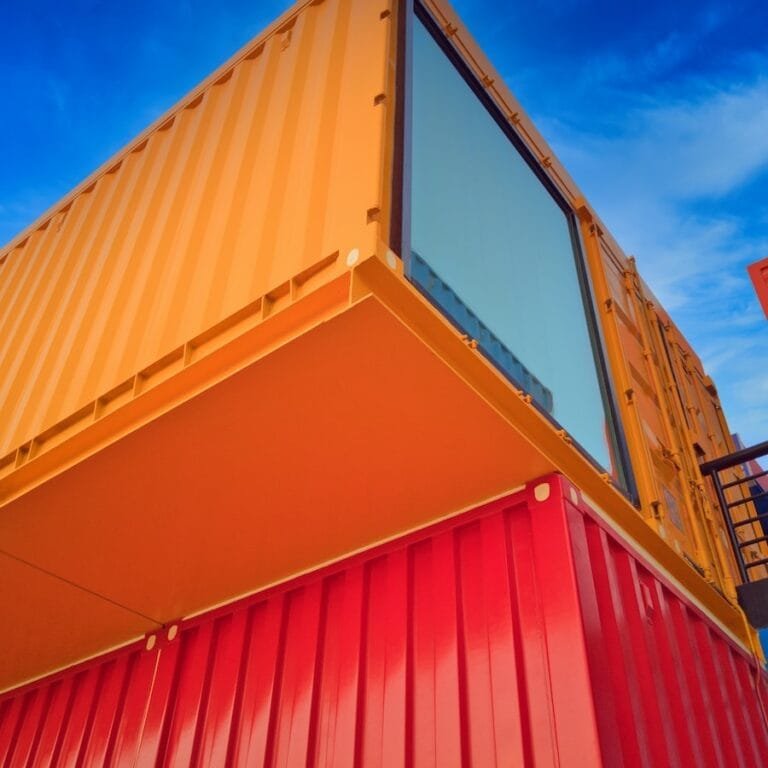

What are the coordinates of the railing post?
(707, 469, 749, 584)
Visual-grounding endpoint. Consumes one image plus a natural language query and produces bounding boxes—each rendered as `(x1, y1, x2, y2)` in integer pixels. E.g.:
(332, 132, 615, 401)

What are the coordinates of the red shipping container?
(1, 474, 766, 766)
(749, 257, 768, 320)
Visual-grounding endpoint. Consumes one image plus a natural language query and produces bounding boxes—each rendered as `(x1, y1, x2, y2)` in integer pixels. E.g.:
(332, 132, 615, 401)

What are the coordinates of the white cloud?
(581, 5, 729, 89)
(545, 74, 768, 206)
(636, 83, 768, 198)
(536, 66, 768, 445)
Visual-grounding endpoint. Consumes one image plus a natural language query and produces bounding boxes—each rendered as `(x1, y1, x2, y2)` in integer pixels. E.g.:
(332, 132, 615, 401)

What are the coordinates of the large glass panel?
(410, 15, 618, 475)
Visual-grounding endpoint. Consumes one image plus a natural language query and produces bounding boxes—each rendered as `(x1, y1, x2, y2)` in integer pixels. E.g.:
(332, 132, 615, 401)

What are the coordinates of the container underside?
(1, 295, 555, 691)
(0, 255, 749, 691)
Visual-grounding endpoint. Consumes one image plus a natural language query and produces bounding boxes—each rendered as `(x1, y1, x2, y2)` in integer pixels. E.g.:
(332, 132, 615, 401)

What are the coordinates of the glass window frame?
(391, 0, 638, 503)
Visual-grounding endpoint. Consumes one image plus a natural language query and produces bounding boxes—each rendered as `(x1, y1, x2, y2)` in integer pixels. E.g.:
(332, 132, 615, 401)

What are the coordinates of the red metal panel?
(1, 475, 767, 766)
(0, 644, 156, 768)
(566, 486, 768, 767)
(360, 549, 408, 767)
(748, 257, 768, 320)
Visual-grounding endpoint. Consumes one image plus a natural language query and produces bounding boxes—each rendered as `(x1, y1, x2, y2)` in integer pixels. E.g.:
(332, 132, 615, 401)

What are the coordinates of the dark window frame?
(392, 0, 638, 502)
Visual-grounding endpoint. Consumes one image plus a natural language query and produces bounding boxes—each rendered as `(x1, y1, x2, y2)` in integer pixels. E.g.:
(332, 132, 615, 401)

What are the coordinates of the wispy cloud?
(537, 58, 768, 444)
(619, 81, 768, 199)
(582, 5, 729, 88)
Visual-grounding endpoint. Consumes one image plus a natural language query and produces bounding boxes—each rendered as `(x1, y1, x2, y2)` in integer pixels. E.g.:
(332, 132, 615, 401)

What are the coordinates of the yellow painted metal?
(0, 0, 389, 459)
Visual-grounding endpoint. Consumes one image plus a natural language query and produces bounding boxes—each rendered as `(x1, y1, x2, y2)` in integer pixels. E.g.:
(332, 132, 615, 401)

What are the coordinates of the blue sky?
(2, 0, 767, 445)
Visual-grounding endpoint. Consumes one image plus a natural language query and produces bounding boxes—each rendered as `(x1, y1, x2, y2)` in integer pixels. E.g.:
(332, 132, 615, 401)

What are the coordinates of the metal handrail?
(700, 440, 768, 585)
(700, 440, 768, 475)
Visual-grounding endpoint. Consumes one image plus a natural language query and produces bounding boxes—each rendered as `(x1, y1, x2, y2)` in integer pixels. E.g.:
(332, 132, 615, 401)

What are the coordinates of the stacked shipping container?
(0, 0, 766, 762)
(1, 478, 766, 766)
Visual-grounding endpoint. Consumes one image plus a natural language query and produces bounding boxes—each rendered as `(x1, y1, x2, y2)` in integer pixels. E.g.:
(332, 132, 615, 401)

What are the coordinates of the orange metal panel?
(0, 0, 390, 458)
(0, 256, 751, 692)
(0, 294, 558, 690)
(577, 209, 741, 594)
(0, 552, 156, 697)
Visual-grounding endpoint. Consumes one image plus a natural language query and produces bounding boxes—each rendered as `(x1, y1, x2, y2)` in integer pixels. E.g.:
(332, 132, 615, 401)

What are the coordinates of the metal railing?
(700, 440, 768, 628)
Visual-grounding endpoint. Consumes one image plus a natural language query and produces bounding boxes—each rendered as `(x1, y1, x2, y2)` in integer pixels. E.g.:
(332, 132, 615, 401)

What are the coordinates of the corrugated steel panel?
(748, 257, 768, 320)
(0, 0, 389, 457)
(569, 494, 768, 766)
(1, 475, 765, 765)
(0, 647, 157, 767)
(578, 215, 742, 594)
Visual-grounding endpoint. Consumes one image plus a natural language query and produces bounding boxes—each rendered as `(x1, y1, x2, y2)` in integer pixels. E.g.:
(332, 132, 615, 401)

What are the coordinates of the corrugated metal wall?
(578, 218, 743, 594)
(569, 496, 768, 766)
(1, 476, 765, 766)
(0, 0, 390, 457)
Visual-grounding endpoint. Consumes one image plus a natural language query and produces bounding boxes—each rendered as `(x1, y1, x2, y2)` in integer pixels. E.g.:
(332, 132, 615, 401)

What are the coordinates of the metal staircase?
(700, 439, 768, 627)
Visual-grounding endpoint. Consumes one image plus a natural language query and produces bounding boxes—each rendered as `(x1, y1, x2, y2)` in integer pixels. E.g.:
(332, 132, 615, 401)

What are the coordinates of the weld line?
(0, 548, 163, 626)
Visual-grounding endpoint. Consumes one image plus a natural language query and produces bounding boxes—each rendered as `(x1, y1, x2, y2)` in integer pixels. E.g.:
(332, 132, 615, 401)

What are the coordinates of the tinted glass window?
(410, 16, 619, 476)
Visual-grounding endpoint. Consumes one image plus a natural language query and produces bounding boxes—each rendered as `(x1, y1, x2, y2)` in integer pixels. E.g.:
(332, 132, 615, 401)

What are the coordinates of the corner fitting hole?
(380, 9, 391, 20)
(374, 93, 386, 106)
(366, 207, 381, 224)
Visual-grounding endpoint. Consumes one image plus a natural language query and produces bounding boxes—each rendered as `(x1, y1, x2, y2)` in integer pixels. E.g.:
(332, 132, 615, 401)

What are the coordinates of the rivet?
(167, 624, 178, 641)
(534, 483, 550, 502)
(346, 248, 360, 267)
(386, 249, 398, 269)
(145, 634, 156, 651)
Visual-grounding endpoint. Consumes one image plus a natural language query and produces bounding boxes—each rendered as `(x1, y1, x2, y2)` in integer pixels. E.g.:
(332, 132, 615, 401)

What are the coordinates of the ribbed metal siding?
(1, 477, 765, 766)
(0, 0, 389, 457)
(0, 647, 157, 767)
(569, 501, 768, 766)
(0, 482, 595, 766)
(143, 515, 554, 764)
